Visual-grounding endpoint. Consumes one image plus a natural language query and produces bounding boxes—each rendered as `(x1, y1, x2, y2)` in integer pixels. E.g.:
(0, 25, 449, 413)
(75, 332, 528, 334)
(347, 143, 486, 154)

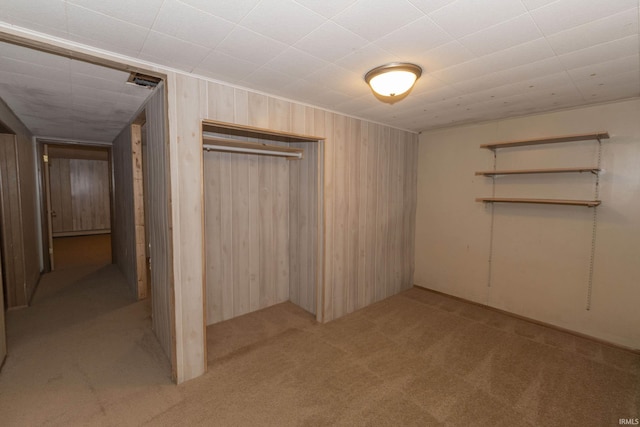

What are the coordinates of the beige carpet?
(0, 268, 638, 426)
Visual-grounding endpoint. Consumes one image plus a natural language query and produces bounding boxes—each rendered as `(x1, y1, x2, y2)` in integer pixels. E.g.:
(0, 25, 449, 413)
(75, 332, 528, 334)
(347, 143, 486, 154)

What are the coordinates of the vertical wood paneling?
(173, 73, 418, 383)
(357, 122, 369, 308)
(112, 126, 138, 295)
(145, 84, 175, 371)
(0, 134, 26, 307)
(0, 98, 41, 306)
(347, 118, 360, 312)
(172, 73, 206, 382)
(49, 158, 110, 234)
(289, 140, 318, 314)
(0, 243, 5, 364)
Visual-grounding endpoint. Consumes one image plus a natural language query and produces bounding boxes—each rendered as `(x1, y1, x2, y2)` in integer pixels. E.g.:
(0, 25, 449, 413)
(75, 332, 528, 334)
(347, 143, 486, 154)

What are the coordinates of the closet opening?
(202, 120, 325, 357)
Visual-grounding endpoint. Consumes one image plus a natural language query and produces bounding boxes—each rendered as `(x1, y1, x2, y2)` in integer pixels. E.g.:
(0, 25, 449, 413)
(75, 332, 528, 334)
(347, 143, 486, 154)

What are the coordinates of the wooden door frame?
(132, 113, 148, 300)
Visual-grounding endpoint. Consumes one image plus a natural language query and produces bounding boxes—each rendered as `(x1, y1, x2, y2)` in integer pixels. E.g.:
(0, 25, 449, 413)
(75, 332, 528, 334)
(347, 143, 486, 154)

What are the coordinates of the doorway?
(41, 143, 113, 271)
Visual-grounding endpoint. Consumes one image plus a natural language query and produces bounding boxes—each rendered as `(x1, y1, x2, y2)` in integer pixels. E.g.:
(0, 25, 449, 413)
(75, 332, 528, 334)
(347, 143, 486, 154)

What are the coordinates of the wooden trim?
(412, 285, 640, 354)
(316, 140, 325, 323)
(36, 141, 51, 273)
(480, 132, 609, 149)
(476, 197, 600, 207)
(475, 167, 600, 176)
(199, 121, 207, 375)
(52, 229, 111, 237)
(0, 30, 166, 80)
(203, 119, 322, 143)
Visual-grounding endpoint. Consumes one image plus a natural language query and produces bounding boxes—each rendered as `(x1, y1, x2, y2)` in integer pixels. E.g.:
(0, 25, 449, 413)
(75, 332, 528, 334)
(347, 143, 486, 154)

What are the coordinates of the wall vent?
(127, 72, 161, 88)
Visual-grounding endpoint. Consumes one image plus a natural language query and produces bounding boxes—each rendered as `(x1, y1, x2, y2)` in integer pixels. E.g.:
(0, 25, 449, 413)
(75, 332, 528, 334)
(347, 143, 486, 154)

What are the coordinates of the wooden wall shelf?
(475, 167, 600, 176)
(476, 197, 601, 207)
(480, 132, 609, 150)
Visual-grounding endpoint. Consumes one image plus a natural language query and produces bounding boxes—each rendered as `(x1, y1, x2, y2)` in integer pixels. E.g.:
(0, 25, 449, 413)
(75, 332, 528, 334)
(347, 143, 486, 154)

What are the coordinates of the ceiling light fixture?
(365, 62, 422, 98)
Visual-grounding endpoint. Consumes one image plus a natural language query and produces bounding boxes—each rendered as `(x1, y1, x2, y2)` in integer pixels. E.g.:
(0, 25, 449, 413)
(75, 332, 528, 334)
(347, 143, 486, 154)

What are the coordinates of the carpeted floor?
(0, 267, 638, 426)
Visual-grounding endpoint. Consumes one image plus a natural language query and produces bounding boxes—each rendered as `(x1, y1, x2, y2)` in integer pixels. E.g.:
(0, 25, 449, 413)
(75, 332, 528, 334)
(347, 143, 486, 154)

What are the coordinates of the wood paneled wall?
(169, 74, 418, 382)
(289, 141, 319, 315)
(143, 84, 175, 371)
(0, 96, 40, 308)
(0, 134, 26, 306)
(49, 158, 110, 234)
(203, 131, 321, 324)
(111, 125, 138, 296)
(0, 243, 5, 366)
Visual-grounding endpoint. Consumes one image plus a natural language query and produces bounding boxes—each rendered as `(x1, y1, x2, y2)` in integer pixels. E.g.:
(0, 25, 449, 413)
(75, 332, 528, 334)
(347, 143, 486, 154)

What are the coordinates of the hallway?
(0, 262, 175, 425)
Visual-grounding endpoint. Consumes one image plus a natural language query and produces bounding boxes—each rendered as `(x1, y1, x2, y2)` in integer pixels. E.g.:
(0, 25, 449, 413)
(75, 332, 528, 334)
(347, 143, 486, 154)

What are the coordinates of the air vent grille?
(127, 72, 161, 88)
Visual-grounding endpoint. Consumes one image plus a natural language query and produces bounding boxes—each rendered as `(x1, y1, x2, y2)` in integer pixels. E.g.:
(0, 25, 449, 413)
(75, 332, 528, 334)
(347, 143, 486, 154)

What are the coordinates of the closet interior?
(202, 120, 324, 325)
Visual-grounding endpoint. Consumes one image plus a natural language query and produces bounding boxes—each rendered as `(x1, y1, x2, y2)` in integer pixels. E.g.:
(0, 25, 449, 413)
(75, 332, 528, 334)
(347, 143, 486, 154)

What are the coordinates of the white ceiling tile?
(428, 0, 527, 38)
(67, 0, 164, 28)
(294, 0, 358, 18)
(294, 21, 369, 62)
(525, 83, 583, 102)
(429, 57, 493, 83)
(263, 48, 329, 79)
(335, 43, 399, 75)
(482, 38, 555, 73)
(0, 0, 67, 34)
(567, 54, 640, 82)
(151, 0, 235, 49)
(332, 0, 423, 41)
(242, 67, 293, 92)
(194, 50, 258, 82)
(374, 16, 453, 57)
(304, 64, 367, 96)
(558, 35, 639, 70)
(67, 4, 149, 56)
(529, 0, 637, 36)
(1, 42, 71, 70)
(416, 41, 475, 72)
(407, 0, 456, 14)
(0, 58, 68, 83)
(240, 0, 325, 44)
(574, 70, 640, 98)
(69, 60, 129, 81)
(215, 27, 288, 67)
(546, 8, 639, 55)
(139, 31, 210, 72)
(459, 14, 542, 56)
(179, 0, 261, 23)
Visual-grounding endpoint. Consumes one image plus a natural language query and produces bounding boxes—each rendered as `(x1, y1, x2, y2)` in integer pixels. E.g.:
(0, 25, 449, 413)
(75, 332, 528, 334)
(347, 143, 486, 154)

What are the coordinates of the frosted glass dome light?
(365, 63, 422, 97)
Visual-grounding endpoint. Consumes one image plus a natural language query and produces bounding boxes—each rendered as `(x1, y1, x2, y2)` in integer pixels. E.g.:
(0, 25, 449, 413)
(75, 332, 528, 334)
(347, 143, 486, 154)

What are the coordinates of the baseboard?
(412, 285, 640, 355)
(52, 229, 111, 237)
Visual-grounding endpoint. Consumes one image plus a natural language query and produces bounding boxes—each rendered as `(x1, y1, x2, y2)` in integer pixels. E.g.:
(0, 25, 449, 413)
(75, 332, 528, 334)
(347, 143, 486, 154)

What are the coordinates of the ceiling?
(0, 41, 153, 142)
(0, 0, 639, 134)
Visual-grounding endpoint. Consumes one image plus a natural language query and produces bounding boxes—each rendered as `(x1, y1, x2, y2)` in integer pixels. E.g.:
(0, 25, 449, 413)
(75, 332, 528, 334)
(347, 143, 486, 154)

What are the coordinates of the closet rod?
(202, 134, 303, 159)
(203, 143, 302, 159)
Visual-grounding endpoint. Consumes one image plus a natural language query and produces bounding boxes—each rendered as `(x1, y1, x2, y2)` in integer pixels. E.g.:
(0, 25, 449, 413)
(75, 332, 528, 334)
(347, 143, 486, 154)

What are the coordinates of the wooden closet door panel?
(49, 158, 73, 233)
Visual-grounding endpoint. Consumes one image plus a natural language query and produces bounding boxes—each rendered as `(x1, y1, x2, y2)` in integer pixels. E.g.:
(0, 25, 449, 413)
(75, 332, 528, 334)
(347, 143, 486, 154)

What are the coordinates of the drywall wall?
(415, 98, 640, 349)
(168, 74, 418, 382)
(0, 96, 39, 307)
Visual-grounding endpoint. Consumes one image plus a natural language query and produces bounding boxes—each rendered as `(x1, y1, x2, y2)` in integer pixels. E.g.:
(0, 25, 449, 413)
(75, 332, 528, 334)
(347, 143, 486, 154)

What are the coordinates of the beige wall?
(415, 99, 640, 349)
